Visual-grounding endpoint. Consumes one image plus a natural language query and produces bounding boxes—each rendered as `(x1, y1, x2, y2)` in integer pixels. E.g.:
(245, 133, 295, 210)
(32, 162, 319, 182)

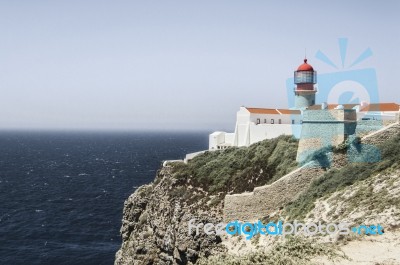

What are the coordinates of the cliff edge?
(115, 124, 400, 265)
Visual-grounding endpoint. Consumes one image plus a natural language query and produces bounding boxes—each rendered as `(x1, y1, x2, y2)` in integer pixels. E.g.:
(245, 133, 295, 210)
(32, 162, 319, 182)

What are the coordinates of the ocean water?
(0, 131, 208, 265)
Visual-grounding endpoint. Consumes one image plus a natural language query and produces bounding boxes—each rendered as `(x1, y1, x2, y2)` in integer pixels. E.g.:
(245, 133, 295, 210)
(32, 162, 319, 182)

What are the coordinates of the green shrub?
(170, 135, 298, 194)
(285, 132, 400, 220)
(196, 236, 345, 265)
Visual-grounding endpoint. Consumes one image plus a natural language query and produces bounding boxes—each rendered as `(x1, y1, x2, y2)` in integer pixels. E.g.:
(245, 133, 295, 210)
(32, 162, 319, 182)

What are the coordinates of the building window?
(264, 119, 267, 123)
(278, 119, 281, 124)
(271, 119, 274, 124)
(292, 120, 295, 124)
(256, 118, 260, 124)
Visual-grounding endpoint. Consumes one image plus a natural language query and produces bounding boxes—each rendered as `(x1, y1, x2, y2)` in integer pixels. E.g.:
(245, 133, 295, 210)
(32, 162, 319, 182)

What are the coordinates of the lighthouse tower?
(294, 59, 317, 109)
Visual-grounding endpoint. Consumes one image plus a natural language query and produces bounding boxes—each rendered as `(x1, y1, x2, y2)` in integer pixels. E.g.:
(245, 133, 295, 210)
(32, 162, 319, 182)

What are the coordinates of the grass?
(169, 135, 298, 195)
(285, 132, 400, 220)
(326, 171, 400, 221)
(196, 236, 346, 265)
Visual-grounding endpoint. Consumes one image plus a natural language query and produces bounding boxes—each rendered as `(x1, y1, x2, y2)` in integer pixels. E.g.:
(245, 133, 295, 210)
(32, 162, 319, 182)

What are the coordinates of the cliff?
(114, 167, 224, 265)
(115, 124, 400, 265)
(115, 136, 298, 264)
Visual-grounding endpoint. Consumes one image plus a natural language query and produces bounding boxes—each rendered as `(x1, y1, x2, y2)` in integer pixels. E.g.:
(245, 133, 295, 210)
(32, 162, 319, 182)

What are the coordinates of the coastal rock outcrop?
(115, 167, 224, 265)
(115, 123, 400, 264)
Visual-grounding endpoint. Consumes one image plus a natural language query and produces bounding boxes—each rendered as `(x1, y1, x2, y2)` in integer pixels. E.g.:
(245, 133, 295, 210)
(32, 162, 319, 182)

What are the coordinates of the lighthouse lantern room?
(294, 59, 317, 109)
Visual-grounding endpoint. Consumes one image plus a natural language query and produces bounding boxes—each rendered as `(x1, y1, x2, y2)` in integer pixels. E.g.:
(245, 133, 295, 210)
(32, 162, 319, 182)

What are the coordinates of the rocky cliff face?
(115, 124, 400, 265)
(115, 136, 299, 265)
(115, 167, 225, 265)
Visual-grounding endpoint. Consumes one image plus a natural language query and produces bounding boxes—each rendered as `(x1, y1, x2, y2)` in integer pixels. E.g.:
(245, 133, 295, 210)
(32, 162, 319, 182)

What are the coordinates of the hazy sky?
(0, 0, 399, 131)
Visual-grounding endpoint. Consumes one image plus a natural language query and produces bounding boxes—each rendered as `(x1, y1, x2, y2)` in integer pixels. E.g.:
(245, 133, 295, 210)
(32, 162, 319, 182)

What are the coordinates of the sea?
(0, 131, 208, 265)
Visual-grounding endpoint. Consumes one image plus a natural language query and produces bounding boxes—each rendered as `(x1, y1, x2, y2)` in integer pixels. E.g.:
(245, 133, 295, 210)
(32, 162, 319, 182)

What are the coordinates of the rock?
(114, 168, 224, 265)
(173, 247, 181, 262)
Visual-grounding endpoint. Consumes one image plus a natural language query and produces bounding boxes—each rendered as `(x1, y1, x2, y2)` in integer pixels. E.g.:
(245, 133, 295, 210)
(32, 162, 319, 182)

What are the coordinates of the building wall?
(296, 109, 357, 164)
(234, 124, 250, 147)
(249, 113, 301, 125)
(236, 107, 251, 124)
(248, 124, 301, 144)
(209, 107, 398, 151)
(357, 111, 399, 121)
(210, 124, 302, 150)
(209, 108, 303, 150)
(225, 133, 235, 145)
(356, 120, 384, 137)
(209, 132, 225, 150)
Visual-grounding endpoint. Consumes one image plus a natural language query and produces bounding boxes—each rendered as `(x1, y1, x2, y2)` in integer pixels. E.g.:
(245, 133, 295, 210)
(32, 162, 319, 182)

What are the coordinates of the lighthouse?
(294, 59, 317, 109)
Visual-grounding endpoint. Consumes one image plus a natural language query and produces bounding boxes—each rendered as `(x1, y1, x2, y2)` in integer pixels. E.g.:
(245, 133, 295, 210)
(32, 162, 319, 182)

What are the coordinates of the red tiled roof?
(246, 108, 279, 114)
(360, 103, 400, 112)
(307, 103, 399, 112)
(277, 109, 301, 114)
(245, 107, 301, 115)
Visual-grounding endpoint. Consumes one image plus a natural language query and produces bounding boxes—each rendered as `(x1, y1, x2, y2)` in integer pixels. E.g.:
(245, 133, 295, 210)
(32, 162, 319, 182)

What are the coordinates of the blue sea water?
(0, 131, 208, 265)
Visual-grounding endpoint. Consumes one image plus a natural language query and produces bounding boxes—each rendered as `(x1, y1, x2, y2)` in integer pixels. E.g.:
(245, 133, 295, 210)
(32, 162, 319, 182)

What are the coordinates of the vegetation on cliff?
(169, 135, 298, 194)
(116, 124, 400, 265)
(285, 132, 400, 220)
(196, 236, 345, 265)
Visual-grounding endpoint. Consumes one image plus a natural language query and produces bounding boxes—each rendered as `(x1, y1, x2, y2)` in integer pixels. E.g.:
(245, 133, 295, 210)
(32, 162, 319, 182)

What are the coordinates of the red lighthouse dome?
(297, 59, 314, 71)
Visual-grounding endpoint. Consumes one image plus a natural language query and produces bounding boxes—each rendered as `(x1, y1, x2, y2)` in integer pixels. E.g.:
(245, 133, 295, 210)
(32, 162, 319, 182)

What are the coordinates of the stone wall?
(223, 122, 399, 223)
(362, 122, 400, 146)
(223, 163, 325, 222)
(355, 120, 384, 137)
(296, 109, 357, 164)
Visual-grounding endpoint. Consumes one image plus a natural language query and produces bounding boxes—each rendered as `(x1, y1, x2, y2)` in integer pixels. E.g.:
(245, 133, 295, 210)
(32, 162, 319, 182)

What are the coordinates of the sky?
(0, 0, 399, 131)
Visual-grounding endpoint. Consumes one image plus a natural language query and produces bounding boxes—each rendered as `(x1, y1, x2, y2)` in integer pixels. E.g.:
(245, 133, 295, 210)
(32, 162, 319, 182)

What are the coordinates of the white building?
(209, 102, 400, 151)
(209, 107, 302, 150)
